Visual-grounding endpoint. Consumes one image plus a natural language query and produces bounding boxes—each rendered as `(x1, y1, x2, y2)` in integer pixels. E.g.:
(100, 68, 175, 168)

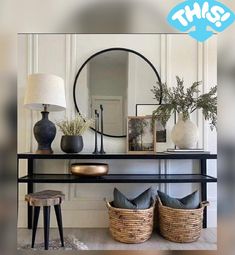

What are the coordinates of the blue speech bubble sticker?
(168, 0, 235, 42)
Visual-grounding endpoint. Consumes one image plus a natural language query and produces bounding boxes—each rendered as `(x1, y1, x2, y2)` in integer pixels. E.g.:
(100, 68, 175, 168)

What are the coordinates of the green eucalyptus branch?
(151, 77, 217, 130)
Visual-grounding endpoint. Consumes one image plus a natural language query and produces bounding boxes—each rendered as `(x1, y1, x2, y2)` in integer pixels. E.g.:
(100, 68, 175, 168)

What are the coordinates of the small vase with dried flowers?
(57, 115, 93, 153)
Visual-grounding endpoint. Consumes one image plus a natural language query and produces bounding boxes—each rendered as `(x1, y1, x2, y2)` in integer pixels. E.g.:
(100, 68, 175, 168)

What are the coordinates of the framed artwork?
(136, 104, 171, 143)
(127, 116, 156, 154)
(135, 104, 176, 151)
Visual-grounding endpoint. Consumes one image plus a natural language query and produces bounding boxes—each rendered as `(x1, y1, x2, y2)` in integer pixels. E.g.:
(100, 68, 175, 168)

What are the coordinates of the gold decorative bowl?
(70, 163, 109, 176)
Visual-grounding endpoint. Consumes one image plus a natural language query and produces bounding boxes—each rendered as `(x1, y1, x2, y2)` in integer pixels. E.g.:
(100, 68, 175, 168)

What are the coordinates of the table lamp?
(24, 73, 66, 154)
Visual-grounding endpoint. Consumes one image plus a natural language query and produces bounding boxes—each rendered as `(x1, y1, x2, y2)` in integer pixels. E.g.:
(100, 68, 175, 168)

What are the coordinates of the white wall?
(18, 34, 217, 228)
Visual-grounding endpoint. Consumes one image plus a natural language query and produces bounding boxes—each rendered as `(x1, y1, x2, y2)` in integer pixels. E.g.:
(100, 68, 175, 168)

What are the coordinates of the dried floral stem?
(56, 115, 94, 136)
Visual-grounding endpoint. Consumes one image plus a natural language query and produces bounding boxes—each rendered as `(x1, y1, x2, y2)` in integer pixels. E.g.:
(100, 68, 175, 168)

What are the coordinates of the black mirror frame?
(73, 47, 162, 138)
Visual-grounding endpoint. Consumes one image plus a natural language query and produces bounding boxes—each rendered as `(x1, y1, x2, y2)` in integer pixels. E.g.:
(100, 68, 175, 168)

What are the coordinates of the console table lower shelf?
(18, 173, 217, 230)
(18, 174, 217, 183)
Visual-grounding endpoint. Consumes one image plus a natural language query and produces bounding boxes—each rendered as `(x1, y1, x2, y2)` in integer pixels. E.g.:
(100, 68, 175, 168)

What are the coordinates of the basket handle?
(104, 198, 111, 209)
(201, 201, 210, 208)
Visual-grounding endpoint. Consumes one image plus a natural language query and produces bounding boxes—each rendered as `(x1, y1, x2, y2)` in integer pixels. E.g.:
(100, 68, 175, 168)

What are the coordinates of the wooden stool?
(25, 190, 65, 250)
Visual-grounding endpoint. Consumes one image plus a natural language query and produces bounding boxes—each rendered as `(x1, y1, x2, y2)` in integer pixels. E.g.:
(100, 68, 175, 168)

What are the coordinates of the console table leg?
(17, 158, 19, 221)
(27, 159, 34, 229)
(201, 159, 207, 228)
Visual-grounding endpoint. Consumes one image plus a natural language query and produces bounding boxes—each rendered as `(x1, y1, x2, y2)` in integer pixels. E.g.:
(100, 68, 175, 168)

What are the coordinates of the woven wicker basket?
(105, 199, 155, 244)
(158, 197, 209, 243)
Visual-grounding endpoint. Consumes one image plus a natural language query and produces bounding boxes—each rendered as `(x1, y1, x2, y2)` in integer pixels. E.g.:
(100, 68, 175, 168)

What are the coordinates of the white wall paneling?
(18, 34, 217, 228)
(197, 42, 204, 149)
(159, 35, 168, 193)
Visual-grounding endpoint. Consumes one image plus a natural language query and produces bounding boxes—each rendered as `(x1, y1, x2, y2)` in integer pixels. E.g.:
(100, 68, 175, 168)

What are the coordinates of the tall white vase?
(171, 113, 199, 149)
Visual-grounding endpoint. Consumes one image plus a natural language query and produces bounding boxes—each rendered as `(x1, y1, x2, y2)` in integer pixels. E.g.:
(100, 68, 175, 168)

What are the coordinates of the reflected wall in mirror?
(73, 48, 161, 137)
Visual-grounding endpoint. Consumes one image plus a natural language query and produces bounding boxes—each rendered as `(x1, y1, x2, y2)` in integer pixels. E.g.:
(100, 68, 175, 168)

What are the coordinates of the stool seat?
(25, 190, 65, 207)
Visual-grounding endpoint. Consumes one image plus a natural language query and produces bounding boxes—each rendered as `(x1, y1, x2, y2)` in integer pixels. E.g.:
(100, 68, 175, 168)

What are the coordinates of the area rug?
(18, 235, 88, 251)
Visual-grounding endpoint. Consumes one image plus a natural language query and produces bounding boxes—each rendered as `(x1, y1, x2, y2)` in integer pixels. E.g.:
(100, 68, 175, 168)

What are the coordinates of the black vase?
(61, 135, 84, 153)
(34, 111, 56, 154)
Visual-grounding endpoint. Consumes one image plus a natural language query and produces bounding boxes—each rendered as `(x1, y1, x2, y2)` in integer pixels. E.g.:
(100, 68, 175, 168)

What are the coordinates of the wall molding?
(197, 42, 204, 149)
(165, 34, 172, 195)
(32, 35, 39, 153)
(203, 41, 209, 151)
(26, 35, 33, 153)
(160, 34, 167, 193)
(65, 34, 71, 120)
(26, 34, 39, 153)
(160, 34, 166, 83)
(65, 34, 76, 201)
(70, 34, 78, 119)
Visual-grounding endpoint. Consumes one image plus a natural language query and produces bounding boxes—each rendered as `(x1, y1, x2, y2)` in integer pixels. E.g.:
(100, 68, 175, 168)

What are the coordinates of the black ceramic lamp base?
(33, 111, 56, 154)
(36, 148, 54, 154)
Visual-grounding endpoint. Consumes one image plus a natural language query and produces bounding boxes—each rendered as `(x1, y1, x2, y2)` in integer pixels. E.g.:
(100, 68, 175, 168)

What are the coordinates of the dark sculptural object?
(61, 135, 84, 153)
(93, 110, 99, 154)
(99, 105, 106, 154)
(34, 111, 56, 154)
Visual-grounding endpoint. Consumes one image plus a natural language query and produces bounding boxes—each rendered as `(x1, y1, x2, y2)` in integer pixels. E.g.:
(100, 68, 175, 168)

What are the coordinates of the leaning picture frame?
(136, 104, 169, 143)
(135, 104, 176, 152)
(127, 116, 156, 154)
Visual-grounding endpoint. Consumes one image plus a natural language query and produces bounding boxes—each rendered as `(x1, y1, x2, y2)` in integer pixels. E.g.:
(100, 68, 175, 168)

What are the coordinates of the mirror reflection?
(74, 49, 160, 137)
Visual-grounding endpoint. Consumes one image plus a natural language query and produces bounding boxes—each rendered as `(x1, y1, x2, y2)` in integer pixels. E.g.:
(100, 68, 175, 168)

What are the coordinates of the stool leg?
(31, 206, 40, 248)
(54, 204, 64, 247)
(43, 206, 50, 250)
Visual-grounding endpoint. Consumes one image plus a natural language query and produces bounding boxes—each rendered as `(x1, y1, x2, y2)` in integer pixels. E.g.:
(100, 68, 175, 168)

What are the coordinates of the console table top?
(17, 152, 217, 160)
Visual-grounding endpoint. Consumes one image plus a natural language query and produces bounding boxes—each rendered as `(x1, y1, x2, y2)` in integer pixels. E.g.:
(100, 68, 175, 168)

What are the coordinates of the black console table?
(17, 152, 217, 229)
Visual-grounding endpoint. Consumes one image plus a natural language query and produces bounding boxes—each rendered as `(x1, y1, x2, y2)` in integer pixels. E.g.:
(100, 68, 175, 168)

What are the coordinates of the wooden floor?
(18, 228, 217, 250)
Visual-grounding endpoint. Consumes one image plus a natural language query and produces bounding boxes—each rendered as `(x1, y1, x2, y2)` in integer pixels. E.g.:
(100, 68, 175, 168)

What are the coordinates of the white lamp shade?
(24, 73, 66, 111)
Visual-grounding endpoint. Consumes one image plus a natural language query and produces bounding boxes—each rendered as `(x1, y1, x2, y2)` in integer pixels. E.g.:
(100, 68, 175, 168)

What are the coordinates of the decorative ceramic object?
(61, 135, 83, 153)
(70, 163, 109, 176)
(34, 111, 56, 154)
(171, 114, 199, 149)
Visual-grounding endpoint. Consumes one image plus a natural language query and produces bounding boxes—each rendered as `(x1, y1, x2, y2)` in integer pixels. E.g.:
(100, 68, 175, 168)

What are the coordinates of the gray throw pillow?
(113, 188, 136, 209)
(113, 188, 153, 209)
(157, 190, 200, 209)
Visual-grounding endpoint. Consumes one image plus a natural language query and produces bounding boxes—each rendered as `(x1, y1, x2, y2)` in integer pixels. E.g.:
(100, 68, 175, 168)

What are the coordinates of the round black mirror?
(73, 48, 162, 138)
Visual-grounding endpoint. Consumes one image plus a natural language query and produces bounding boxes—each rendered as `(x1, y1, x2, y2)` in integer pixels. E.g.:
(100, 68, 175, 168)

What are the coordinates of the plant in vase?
(151, 76, 217, 149)
(57, 115, 93, 153)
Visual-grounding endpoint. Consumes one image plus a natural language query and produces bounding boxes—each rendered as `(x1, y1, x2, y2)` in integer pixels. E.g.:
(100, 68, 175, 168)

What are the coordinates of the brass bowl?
(70, 163, 109, 176)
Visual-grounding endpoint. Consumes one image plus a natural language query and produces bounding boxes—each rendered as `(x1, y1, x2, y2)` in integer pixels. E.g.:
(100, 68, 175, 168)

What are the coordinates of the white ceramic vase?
(171, 113, 199, 149)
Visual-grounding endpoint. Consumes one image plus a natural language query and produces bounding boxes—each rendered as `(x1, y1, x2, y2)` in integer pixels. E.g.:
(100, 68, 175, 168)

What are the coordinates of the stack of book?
(165, 149, 210, 154)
